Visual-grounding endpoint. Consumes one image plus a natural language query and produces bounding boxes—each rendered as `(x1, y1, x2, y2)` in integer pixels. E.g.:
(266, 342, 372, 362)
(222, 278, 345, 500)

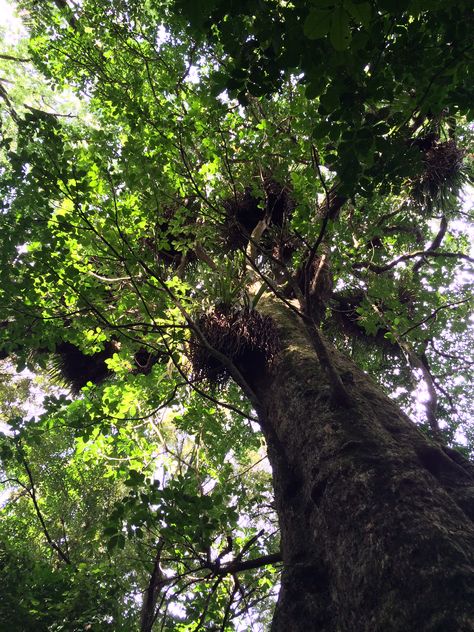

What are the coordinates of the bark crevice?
(239, 295, 474, 632)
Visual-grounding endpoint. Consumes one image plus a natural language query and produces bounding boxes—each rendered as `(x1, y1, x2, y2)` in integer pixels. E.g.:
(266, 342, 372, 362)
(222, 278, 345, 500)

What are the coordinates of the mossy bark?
(247, 297, 474, 632)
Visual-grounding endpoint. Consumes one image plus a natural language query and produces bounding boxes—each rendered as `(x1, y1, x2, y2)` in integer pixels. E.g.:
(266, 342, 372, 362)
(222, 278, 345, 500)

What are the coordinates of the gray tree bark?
(244, 297, 474, 632)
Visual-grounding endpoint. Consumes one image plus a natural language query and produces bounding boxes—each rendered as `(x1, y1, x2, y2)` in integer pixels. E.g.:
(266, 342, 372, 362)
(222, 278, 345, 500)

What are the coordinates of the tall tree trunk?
(246, 297, 474, 632)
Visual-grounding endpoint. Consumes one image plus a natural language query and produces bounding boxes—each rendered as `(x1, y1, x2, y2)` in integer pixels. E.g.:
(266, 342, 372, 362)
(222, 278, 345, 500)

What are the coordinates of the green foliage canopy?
(0, 0, 473, 629)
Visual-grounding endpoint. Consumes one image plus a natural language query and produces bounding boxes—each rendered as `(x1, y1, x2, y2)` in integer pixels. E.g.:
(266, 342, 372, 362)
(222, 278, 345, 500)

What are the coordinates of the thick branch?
(53, 0, 78, 28)
(141, 542, 166, 632)
(0, 53, 31, 63)
(354, 250, 474, 273)
(210, 552, 282, 576)
(413, 216, 448, 272)
(0, 83, 19, 122)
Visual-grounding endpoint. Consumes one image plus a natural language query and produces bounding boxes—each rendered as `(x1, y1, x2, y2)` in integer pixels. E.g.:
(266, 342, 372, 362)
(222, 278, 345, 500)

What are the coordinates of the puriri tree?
(0, 0, 473, 629)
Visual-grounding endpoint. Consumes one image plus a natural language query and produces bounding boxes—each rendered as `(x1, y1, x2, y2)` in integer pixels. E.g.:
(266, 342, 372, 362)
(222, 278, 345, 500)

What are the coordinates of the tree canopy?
(0, 0, 473, 629)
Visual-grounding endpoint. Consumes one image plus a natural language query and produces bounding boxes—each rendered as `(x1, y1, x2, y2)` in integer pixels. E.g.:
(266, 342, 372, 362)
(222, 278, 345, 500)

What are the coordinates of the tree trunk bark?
(246, 297, 474, 632)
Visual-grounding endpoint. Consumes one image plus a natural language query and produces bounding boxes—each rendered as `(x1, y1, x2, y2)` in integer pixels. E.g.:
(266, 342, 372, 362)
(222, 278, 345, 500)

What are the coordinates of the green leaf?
(344, 1, 372, 26)
(320, 85, 341, 111)
(330, 7, 352, 51)
(107, 533, 126, 550)
(312, 120, 332, 139)
(305, 81, 320, 100)
(303, 8, 333, 40)
(175, 0, 219, 28)
(125, 470, 145, 487)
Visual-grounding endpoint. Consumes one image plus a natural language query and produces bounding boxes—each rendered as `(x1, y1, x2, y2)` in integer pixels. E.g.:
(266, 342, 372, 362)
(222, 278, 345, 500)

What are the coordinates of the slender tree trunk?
(246, 297, 474, 632)
(140, 543, 165, 632)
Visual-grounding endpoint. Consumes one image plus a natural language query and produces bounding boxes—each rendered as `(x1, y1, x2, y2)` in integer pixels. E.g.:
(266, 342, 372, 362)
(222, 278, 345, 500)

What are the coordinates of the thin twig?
(401, 298, 469, 336)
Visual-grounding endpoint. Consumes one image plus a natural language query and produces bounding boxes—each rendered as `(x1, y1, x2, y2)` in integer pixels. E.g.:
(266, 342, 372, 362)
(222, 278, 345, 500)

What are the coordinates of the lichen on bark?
(240, 294, 474, 632)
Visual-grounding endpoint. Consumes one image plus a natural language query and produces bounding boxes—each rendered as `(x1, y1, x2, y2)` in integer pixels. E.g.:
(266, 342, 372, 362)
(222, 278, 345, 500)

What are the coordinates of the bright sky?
(0, 0, 26, 43)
